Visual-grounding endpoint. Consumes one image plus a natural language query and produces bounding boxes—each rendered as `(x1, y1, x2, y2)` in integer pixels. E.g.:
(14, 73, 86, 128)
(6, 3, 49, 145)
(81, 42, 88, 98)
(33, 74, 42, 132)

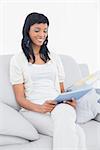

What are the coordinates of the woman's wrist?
(33, 104, 43, 113)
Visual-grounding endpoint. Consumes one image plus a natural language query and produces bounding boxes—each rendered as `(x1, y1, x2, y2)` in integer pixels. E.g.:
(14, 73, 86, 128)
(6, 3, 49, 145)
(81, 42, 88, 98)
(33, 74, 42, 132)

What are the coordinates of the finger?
(66, 101, 72, 104)
(47, 100, 57, 105)
(71, 97, 76, 101)
(46, 106, 55, 112)
(63, 100, 72, 103)
(45, 104, 56, 109)
(63, 100, 68, 103)
(45, 103, 51, 108)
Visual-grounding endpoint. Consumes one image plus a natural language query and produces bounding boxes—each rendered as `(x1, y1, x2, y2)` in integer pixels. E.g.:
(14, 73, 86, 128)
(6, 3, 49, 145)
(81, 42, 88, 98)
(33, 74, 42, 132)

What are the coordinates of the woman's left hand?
(63, 98, 77, 109)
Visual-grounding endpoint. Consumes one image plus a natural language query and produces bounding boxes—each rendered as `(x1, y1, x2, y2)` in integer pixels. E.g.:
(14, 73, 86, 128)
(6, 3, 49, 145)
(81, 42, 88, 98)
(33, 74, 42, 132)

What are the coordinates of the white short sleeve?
(10, 56, 24, 85)
(56, 54, 65, 82)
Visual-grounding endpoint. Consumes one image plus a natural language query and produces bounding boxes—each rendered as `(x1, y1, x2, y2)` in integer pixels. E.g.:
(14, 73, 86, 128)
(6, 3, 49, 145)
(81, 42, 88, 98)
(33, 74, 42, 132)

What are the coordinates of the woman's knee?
(51, 103, 76, 122)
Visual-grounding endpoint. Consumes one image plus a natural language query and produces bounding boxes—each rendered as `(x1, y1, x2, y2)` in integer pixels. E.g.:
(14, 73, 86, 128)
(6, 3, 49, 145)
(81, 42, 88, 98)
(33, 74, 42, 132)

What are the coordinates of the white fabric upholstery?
(76, 89, 100, 123)
(95, 114, 100, 122)
(79, 64, 90, 78)
(0, 102, 39, 141)
(0, 55, 20, 110)
(0, 135, 29, 145)
(0, 134, 52, 150)
(60, 55, 83, 89)
(80, 120, 100, 150)
(94, 89, 100, 122)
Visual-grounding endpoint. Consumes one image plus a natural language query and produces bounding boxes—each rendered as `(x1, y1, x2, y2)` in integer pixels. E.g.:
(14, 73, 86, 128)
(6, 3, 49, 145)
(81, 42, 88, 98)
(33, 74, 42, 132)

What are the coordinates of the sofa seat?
(80, 120, 100, 150)
(0, 121, 100, 150)
(0, 134, 52, 150)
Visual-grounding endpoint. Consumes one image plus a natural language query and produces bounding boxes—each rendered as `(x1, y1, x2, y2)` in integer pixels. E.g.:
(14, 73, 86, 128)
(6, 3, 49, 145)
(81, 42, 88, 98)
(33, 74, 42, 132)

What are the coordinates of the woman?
(10, 12, 87, 150)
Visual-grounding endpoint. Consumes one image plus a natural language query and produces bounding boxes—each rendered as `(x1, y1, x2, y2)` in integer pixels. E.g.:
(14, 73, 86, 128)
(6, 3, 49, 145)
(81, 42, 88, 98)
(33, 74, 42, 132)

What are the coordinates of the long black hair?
(21, 12, 50, 63)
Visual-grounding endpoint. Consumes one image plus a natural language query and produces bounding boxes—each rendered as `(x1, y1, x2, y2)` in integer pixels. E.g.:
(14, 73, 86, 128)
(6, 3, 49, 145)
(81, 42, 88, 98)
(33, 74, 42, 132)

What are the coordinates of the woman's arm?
(13, 84, 56, 113)
(59, 82, 65, 93)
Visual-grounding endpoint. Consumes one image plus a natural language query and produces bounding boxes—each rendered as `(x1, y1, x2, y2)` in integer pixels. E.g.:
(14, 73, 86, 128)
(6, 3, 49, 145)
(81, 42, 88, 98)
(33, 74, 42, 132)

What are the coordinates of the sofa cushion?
(94, 89, 100, 122)
(76, 89, 100, 123)
(60, 55, 83, 89)
(0, 102, 39, 141)
(0, 55, 20, 110)
(0, 135, 29, 145)
(0, 134, 52, 150)
(94, 113, 100, 122)
(80, 120, 100, 149)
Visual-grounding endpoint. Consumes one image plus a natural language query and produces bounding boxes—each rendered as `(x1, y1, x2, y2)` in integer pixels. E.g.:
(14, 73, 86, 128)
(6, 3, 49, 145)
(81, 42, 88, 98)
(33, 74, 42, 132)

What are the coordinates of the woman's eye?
(34, 29, 39, 32)
(34, 29, 48, 33)
(44, 29, 48, 33)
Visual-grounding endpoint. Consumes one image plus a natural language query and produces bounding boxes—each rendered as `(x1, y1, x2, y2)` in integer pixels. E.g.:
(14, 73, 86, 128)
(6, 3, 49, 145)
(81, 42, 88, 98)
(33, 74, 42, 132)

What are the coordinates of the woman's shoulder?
(11, 51, 26, 61)
(10, 51, 27, 65)
(49, 51, 61, 63)
(49, 51, 59, 60)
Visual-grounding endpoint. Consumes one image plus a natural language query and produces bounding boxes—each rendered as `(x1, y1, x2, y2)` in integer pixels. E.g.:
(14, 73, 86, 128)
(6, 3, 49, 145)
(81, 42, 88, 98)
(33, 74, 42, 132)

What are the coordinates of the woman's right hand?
(39, 100, 57, 113)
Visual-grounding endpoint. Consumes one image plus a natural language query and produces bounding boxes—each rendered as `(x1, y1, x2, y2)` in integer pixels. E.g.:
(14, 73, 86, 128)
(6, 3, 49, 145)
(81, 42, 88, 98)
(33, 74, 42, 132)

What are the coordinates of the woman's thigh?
(20, 110, 53, 136)
(20, 104, 76, 136)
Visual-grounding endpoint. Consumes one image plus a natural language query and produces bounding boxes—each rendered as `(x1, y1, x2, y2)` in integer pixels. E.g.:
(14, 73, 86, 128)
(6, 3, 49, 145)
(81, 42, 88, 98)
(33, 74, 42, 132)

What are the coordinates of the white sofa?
(0, 54, 100, 150)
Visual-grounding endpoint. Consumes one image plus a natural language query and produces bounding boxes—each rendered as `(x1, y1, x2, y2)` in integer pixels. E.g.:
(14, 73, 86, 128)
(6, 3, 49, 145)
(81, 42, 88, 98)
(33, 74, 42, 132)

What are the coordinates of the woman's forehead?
(31, 23, 48, 29)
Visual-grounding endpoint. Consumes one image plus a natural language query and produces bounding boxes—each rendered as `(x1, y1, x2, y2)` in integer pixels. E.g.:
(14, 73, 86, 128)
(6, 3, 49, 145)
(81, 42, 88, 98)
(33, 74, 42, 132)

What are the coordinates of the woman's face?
(29, 23, 48, 47)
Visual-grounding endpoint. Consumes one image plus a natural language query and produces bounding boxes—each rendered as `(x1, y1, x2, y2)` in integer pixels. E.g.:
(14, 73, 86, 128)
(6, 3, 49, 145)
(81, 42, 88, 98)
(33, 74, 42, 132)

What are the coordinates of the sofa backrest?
(79, 64, 89, 78)
(0, 54, 20, 110)
(0, 54, 84, 110)
(60, 55, 83, 89)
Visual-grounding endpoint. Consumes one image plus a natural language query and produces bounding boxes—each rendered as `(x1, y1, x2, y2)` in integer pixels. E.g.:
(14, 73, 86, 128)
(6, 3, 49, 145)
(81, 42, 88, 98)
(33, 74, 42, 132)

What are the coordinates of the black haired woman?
(10, 12, 87, 150)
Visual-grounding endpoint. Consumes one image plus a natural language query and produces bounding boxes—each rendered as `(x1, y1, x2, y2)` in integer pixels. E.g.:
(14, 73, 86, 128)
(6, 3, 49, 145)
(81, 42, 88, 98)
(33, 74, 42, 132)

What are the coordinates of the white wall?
(0, 0, 100, 73)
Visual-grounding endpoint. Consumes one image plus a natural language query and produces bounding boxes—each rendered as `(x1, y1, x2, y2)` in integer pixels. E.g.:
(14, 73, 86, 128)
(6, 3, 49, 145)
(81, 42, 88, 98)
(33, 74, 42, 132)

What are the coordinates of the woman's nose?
(39, 31, 45, 37)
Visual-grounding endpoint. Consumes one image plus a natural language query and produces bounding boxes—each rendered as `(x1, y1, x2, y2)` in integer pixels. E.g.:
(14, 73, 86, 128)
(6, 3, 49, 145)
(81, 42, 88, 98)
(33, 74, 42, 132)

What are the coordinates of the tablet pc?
(55, 87, 92, 103)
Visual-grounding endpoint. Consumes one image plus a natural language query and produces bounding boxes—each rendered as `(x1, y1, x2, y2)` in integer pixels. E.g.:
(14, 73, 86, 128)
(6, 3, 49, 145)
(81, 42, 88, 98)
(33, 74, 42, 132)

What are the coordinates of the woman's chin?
(36, 42, 44, 47)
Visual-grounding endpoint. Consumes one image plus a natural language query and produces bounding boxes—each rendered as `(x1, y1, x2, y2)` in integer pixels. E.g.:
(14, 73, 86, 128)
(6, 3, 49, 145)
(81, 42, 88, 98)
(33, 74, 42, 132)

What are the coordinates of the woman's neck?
(32, 45, 40, 55)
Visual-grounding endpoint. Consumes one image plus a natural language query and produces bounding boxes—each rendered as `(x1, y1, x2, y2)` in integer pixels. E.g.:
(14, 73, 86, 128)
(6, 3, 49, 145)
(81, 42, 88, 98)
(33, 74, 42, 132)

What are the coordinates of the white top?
(26, 61, 59, 104)
(10, 51, 65, 104)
